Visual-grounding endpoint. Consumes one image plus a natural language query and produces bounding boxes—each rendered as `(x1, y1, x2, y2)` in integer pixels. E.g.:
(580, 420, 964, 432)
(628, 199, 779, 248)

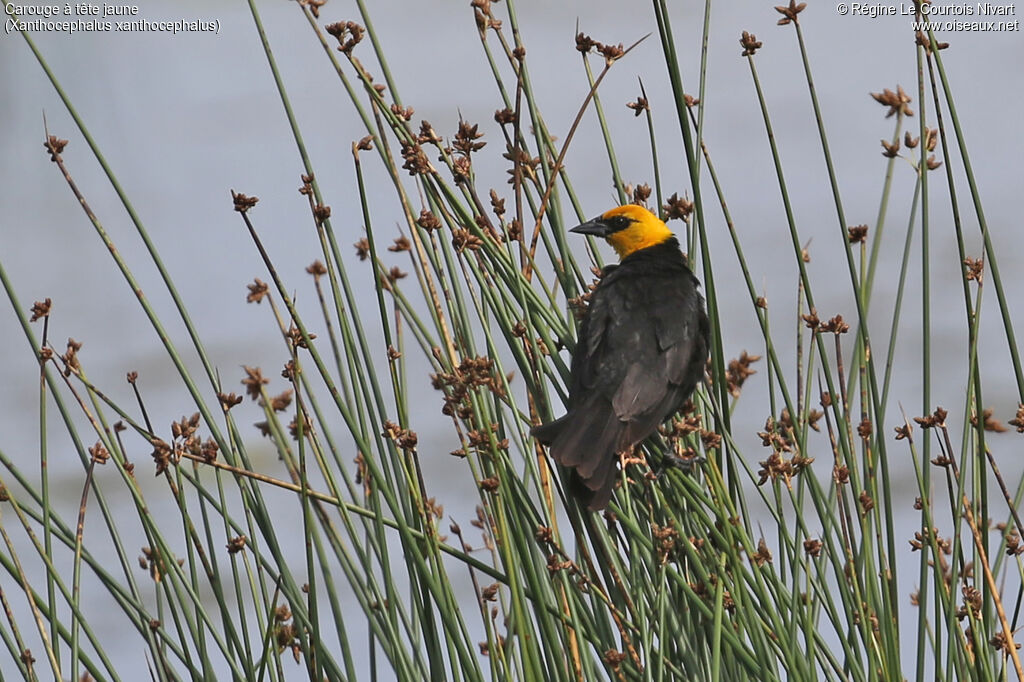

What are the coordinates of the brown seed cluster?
(61, 338, 83, 377)
(802, 311, 850, 335)
(502, 144, 541, 186)
(151, 413, 219, 474)
(297, 0, 325, 18)
(217, 392, 243, 411)
(432, 355, 506, 419)
(1009, 404, 1024, 433)
(453, 120, 486, 156)
(382, 420, 418, 451)
(400, 140, 432, 176)
(963, 257, 984, 282)
(325, 21, 364, 55)
(756, 416, 814, 489)
(261, 389, 293, 413)
(662, 192, 694, 221)
(30, 298, 52, 322)
(913, 406, 948, 429)
(574, 32, 624, 62)
(775, 0, 807, 25)
(306, 260, 328, 278)
(388, 236, 411, 253)
(970, 408, 1006, 433)
(354, 238, 370, 261)
(740, 31, 762, 56)
(632, 183, 651, 205)
(626, 96, 648, 116)
(313, 203, 331, 224)
(494, 107, 516, 126)
(870, 86, 913, 118)
(847, 225, 868, 244)
(241, 366, 269, 400)
(89, 441, 110, 465)
(232, 192, 259, 213)
(752, 538, 773, 567)
(471, 0, 502, 33)
(726, 351, 760, 398)
(690, 576, 736, 612)
(416, 209, 443, 232)
(44, 134, 68, 161)
(246, 278, 269, 304)
(452, 229, 484, 252)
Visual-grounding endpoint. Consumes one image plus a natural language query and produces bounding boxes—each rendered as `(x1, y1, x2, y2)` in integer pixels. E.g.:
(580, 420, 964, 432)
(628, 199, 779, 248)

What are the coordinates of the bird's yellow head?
(570, 204, 674, 259)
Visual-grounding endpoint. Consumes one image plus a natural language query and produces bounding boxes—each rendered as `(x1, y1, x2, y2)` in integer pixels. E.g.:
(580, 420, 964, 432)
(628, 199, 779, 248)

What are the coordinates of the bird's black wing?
(578, 254, 706, 442)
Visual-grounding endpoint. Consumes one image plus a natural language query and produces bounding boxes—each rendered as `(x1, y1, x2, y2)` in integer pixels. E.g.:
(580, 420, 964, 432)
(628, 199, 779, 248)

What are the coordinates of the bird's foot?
(656, 451, 705, 477)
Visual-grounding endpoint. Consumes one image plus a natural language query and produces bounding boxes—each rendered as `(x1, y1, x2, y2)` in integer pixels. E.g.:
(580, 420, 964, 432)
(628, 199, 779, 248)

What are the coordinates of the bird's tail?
(531, 402, 624, 511)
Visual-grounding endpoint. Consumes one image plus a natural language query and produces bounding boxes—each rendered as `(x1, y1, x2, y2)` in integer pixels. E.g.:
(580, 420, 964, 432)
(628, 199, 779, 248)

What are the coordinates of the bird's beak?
(569, 218, 611, 237)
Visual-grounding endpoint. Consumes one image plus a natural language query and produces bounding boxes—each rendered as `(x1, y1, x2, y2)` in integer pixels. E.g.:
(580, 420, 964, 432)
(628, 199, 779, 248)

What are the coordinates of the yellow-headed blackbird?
(533, 205, 710, 510)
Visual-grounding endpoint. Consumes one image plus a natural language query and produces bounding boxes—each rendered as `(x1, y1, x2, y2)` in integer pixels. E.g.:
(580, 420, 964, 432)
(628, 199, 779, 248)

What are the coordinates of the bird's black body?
(533, 236, 709, 510)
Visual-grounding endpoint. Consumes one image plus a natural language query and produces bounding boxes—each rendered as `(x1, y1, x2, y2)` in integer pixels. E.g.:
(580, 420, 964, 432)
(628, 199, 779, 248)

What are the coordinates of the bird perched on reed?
(533, 204, 709, 510)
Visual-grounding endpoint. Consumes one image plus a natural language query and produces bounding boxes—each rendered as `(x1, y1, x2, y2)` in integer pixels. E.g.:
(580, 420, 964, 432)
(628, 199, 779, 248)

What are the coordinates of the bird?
(532, 204, 710, 510)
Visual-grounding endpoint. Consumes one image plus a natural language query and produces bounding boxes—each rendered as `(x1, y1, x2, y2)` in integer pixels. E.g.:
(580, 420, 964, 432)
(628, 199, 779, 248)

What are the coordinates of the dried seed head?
(870, 86, 914, 118)
(963, 257, 984, 282)
(494, 108, 516, 125)
(241, 366, 269, 400)
(217, 392, 243, 411)
(30, 298, 52, 322)
(575, 32, 596, 53)
(740, 30, 762, 56)
(390, 104, 414, 121)
(599, 42, 625, 63)
(821, 314, 849, 335)
(1008, 404, 1024, 433)
(775, 0, 807, 25)
(388, 236, 411, 253)
(726, 351, 761, 398)
(452, 229, 483, 252)
(489, 190, 506, 218)
(416, 209, 442, 232)
(313, 203, 331, 224)
(400, 140, 432, 175)
(354, 238, 370, 261)
(663, 192, 694, 221)
(880, 138, 901, 158)
(970, 407, 1007, 433)
(847, 225, 868, 243)
(626, 96, 649, 116)
(232, 192, 259, 213)
(306, 260, 327, 277)
(453, 120, 486, 155)
(913, 406, 948, 429)
(325, 21, 364, 54)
